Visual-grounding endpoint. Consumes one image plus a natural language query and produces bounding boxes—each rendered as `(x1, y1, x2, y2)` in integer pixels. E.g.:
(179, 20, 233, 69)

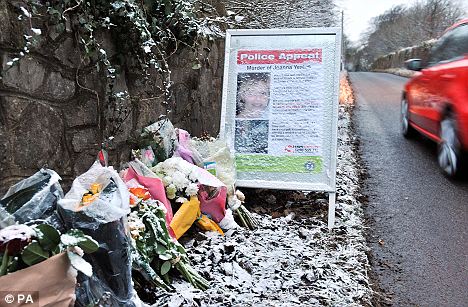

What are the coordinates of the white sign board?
(220, 28, 341, 228)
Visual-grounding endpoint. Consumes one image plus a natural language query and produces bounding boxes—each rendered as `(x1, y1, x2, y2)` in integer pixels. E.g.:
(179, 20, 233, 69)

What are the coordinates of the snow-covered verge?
(147, 102, 373, 306)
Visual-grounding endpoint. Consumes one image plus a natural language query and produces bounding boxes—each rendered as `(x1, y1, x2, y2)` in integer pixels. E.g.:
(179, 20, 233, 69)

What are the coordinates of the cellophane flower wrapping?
(189, 137, 237, 195)
(58, 161, 136, 307)
(135, 119, 178, 167)
(173, 128, 203, 166)
(189, 138, 257, 229)
(123, 160, 175, 238)
(151, 157, 227, 226)
(0, 169, 64, 230)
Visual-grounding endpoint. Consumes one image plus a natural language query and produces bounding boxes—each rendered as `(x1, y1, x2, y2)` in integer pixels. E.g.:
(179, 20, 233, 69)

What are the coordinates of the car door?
(410, 32, 451, 135)
(408, 42, 449, 133)
(407, 68, 431, 132)
(424, 24, 468, 135)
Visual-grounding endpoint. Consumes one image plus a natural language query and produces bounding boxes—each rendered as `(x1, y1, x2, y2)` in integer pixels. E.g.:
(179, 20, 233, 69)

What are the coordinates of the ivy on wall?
(4, 0, 229, 146)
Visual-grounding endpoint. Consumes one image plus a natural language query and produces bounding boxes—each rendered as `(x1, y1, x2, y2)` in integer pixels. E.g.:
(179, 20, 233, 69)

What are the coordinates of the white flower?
(154, 157, 204, 199)
(185, 183, 199, 196)
(188, 169, 199, 182)
(166, 184, 177, 199)
(172, 170, 189, 190)
(175, 197, 188, 203)
(163, 158, 178, 169)
(162, 176, 173, 186)
(128, 212, 145, 239)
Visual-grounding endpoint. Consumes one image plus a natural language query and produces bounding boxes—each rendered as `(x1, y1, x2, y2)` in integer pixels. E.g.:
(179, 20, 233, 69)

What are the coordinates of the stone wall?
(371, 40, 435, 70)
(0, 1, 225, 194)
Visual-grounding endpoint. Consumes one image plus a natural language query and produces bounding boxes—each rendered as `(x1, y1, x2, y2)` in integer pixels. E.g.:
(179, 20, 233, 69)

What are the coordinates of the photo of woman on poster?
(236, 73, 271, 119)
(235, 120, 269, 154)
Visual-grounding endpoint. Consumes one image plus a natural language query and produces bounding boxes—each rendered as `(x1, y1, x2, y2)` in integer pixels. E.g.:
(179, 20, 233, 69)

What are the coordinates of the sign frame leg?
(327, 192, 336, 230)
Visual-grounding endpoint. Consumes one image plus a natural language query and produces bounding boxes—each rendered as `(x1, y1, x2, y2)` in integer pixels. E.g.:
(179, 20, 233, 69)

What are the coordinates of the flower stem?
(0, 252, 11, 276)
(236, 207, 248, 228)
(176, 261, 209, 290)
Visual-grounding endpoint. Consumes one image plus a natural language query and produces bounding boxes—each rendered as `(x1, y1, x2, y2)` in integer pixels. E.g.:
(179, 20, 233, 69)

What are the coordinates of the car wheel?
(401, 96, 415, 138)
(437, 114, 464, 178)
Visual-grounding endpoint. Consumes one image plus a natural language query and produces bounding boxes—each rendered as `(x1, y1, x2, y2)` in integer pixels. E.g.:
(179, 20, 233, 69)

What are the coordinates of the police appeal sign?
(238, 50, 322, 63)
(220, 28, 341, 193)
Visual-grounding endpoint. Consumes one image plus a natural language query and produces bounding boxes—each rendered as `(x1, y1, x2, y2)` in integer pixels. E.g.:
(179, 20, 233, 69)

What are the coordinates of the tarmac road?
(350, 72, 468, 307)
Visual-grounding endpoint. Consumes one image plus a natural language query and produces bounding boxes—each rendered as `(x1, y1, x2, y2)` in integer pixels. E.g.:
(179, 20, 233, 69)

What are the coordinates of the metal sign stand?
(328, 192, 336, 230)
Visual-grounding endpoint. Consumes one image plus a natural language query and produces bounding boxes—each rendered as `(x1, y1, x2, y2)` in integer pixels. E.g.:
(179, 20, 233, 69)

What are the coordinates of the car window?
(429, 33, 450, 65)
(429, 23, 468, 65)
(450, 24, 468, 57)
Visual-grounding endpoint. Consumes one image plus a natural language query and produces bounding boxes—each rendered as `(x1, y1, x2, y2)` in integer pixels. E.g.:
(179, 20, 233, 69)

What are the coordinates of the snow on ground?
(148, 101, 373, 307)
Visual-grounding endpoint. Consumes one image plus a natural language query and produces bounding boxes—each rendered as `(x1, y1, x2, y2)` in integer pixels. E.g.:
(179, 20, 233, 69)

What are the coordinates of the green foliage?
(60, 229, 99, 254)
(130, 200, 209, 290)
(21, 241, 49, 266)
(35, 223, 61, 251)
(160, 260, 171, 275)
(0, 223, 99, 277)
(12, 0, 227, 143)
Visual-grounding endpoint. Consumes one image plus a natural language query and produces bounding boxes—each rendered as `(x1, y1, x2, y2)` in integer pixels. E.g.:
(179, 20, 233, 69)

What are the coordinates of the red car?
(402, 19, 468, 178)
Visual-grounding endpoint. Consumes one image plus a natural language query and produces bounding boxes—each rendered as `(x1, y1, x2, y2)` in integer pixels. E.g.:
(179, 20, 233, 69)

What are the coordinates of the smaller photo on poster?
(236, 73, 270, 119)
(235, 120, 269, 154)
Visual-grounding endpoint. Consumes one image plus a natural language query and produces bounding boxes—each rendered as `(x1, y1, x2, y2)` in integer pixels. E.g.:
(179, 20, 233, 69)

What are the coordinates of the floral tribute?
(0, 118, 258, 304)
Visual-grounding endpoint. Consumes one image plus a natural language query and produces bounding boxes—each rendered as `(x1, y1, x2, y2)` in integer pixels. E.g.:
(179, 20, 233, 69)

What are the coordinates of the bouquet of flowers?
(152, 157, 201, 205)
(190, 137, 259, 230)
(58, 161, 136, 306)
(151, 157, 226, 238)
(134, 119, 178, 167)
(128, 198, 209, 290)
(0, 223, 98, 277)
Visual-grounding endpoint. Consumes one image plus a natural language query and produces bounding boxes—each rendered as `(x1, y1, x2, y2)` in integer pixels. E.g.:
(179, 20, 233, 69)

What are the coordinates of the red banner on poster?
(237, 49, 322, 65)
